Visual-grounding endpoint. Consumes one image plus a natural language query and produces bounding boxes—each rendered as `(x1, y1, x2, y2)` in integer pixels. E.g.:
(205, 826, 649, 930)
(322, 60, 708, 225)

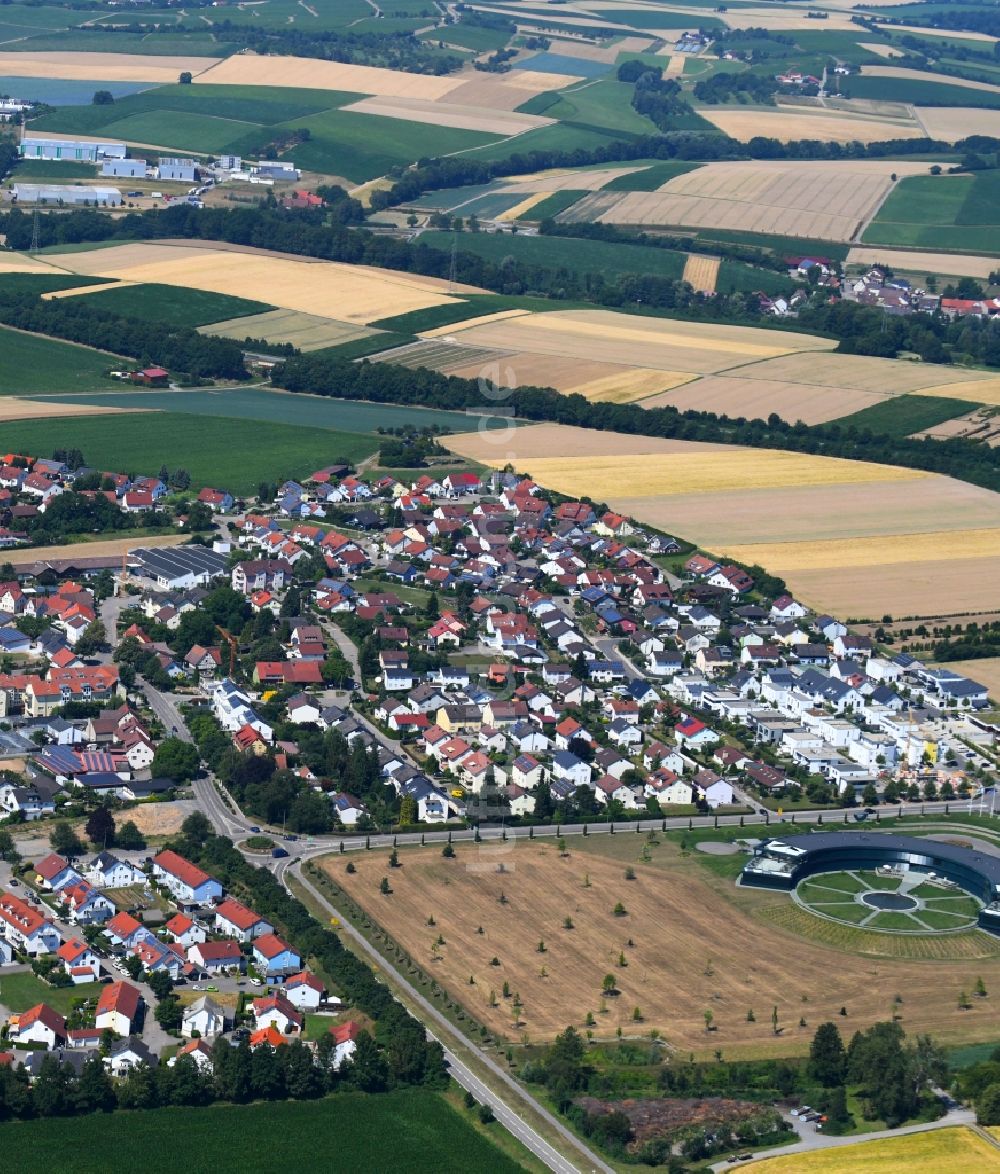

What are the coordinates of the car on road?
(271, 847, 288, 858)
(249, 825, 261, 833)
(8, 878, 17, 886)
(192, 984, 204, 991)
(284, 834, 299, 842)
(205, 985, 219, 992)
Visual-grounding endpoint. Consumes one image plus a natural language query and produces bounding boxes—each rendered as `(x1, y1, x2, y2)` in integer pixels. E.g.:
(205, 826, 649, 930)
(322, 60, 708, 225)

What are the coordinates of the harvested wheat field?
(499, 166, 651, 193)
(929, 658, 1000, 701)
(200, 308, 377, 351)
(340, 95, 551, 136)
(446, 421, 1000, 617)
(645, 373, 888, 424)
(751, 1127, 1000, 1174)
(7, 534, 186, 568)
(62, 243, 474, 324)
(848, 246, 999, 280)
(617, 475, 1000, 547)
(915, 106, 1000, 143)
(0, 398, 135, 422)
(420, 309, 532, 339)
(858, 41, 906, 58)
(727, 351, 1000, 401)
(327, 839, 1000, 1055)
(699, 106, 924, 145)
(495, 192, 555, 222)
(443, 309, 833, 374)
(0, 52, 217, 83)
(682, 253, 719, 293)
(561, 160, 926, 241)
(0, 253, 73, 277)
(197, 54, 461, 99)
(569, 369, 693, 402)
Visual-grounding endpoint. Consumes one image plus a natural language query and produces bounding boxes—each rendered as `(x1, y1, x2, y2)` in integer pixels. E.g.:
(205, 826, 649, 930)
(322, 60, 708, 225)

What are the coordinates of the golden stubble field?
(698, 106, 924, 145)
(561, 160, 928, 242)
(327, 838, 1000, 1056)
(446, 423, 1000, 618)
(59, 242, 477, 324)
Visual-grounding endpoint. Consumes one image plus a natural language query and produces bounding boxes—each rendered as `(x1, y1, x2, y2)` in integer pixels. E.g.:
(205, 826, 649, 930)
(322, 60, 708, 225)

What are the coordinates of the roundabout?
(794, 869, 982, 933)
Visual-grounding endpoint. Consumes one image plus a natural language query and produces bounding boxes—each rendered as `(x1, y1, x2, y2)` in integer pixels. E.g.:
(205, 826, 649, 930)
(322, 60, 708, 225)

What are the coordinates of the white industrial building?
(19, 137, 126, 162)
(12, 184, 122, 207)
(102, 157, 146, 179)
(157, 156, 197, 182)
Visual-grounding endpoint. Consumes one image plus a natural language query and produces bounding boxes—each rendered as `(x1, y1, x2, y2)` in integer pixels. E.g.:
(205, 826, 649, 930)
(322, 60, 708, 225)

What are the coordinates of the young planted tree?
(704, 1009, 714, 1033)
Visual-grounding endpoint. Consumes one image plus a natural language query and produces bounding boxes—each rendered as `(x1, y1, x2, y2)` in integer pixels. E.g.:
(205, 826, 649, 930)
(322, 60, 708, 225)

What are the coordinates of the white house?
(182, 995, 226, 1039)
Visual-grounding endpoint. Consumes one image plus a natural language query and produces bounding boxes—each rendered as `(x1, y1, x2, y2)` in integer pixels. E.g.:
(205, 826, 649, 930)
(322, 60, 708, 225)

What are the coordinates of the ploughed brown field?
(326, 837, 1000, 1057)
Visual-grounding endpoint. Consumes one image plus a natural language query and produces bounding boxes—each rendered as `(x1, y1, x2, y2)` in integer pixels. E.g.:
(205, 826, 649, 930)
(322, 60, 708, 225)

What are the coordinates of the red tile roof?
(97, 980, 141, 1020)
(153, 849, 214, 891)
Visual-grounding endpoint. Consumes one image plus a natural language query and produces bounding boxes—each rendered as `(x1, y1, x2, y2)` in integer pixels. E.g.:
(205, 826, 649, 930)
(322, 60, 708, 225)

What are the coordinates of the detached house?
(151, 850, 222, 906)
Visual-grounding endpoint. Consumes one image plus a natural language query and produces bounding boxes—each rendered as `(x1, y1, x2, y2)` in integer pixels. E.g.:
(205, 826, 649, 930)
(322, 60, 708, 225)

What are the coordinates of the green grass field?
(0, 1090, 528, 1174)
(517, 77, 658, 135)
(836, 394, 981, 437)
(0, 326, 121, 394)
(693, 229, 850, 262)
(0, 412, 378, 493)
(526, 191, 588, 220)
(863, 171, 1000, 253)
(418, 229, 689, 282)
(602, 161, 702, 191)
(845, 74, 1000, 109)
(29, 83, 494, 181)
(28, 387, 501, 440)
(77, 284, 274, 330)
(0, 273, 113, 297)
(0, 970, 103, 1014)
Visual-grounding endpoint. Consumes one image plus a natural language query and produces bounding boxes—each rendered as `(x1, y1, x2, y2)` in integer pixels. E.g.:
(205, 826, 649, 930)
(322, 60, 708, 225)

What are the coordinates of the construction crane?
(216, 625, 238, 677)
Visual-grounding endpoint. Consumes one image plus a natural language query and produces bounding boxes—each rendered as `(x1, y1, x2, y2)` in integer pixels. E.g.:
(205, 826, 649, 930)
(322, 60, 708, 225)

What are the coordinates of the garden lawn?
(0, 326, 121, 393)
(0, 1090, 528, 1174)
(0, 412, 378, 494)
(0, 970, 103, 1014)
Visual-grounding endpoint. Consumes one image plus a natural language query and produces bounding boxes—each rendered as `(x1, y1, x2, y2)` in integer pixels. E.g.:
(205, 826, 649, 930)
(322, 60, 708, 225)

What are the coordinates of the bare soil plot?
(340, 96, 552, 136)
(446, 308, 833, 374)
(545, 34, 653, 62)
(0, 398, 137, 422)
(847, 246, 999, 280)
(647, 373, 888, 424)
(7, 534, 186, 567)
(726, 352, 1000, 399)
(200, 308, 376, 351)
(863, 65, 1000, 94)
(562, 160, 927, 242)
(0, 52, 218, 83)
(124, 800, 197, 836)
(682, 253, 719, 293)
(196, 54, 463, 99)
(915, 106, 1000, 143)
(62, 243, 471, 325)
(327, 841, 1000, 1054)
(699, 106, 924, 145)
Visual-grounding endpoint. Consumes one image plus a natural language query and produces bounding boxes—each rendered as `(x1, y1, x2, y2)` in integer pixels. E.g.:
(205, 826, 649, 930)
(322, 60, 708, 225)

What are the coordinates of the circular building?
(740, 831, 1000, 934)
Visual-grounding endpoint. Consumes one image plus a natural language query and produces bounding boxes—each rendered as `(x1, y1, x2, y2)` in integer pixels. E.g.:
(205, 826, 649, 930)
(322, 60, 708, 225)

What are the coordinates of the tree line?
(272, 345, 1000, 494)
(0, 286, 248, 381)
